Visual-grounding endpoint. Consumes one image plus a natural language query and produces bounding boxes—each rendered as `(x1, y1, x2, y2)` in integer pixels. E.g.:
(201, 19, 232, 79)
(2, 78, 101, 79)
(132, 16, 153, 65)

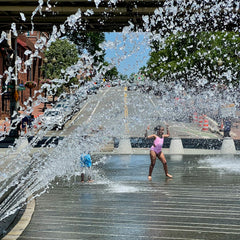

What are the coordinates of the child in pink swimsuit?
(150, 136, 164, 154)
(145, 125, 172, 180)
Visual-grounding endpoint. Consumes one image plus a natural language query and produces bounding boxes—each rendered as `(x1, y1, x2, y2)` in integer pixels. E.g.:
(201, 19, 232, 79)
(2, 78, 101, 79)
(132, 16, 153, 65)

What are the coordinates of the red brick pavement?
(31, 102, 52, 118)
(0, 102, 52, 133)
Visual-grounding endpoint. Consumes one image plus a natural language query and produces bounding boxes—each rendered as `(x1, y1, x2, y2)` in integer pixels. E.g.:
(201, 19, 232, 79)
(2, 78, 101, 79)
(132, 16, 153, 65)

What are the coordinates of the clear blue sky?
(104, 32, 151, 76)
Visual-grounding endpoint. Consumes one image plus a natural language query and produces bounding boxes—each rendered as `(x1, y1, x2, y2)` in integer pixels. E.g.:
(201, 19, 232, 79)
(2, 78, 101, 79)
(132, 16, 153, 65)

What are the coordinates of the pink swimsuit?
(150, 136, 164, 154)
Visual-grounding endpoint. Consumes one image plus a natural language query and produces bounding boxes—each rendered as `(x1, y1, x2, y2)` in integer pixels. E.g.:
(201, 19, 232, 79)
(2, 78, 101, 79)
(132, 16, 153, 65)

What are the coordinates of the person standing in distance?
(80, 153, 93, 182)
(223, 117, 232, 138)
(145, 125, 172, 180)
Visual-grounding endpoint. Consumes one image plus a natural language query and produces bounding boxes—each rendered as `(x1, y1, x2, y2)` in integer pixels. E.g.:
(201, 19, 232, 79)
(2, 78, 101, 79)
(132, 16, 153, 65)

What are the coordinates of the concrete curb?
(97, 147, 240, 155)
(221, 137, 237, 155)
(2, 197, 35, 240)
(116, 138, 133, 154)
(169, 137, 184, 154)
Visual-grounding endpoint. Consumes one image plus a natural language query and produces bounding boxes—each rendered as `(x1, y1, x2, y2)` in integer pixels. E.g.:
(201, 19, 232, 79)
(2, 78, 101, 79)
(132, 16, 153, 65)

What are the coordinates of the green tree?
(43, 39, 79, 95)
(146, 31, 240, 86)
(66, 32, 106, 65)
(103, 62, 118, 80)
(119, 74, 128, 81)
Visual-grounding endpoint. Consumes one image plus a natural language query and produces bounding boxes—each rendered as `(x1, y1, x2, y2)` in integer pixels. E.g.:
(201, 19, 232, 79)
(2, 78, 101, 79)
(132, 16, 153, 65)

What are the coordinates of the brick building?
(0, 31, 48, 119)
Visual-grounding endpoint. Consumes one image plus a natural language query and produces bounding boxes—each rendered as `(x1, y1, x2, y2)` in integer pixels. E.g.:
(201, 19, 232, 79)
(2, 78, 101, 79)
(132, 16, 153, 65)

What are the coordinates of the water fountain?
(0, 0, 240, 237)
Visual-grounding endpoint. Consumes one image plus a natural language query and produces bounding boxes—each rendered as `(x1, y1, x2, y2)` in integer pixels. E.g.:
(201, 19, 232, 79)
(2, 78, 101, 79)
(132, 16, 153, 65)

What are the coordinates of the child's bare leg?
(88, 176, 94, 182)
(149, 151, 156, 180)
(158, 152, 172, 178)
(81, 173, 84, 182)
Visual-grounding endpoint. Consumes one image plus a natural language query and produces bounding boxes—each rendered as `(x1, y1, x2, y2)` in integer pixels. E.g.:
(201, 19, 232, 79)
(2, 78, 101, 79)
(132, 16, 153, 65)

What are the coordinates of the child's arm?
(147, 134, 157, 139)
(145, 126, 149, 138)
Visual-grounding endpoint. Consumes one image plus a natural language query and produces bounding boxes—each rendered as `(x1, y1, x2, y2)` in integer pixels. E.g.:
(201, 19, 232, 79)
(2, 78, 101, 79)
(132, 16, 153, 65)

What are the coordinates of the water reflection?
(18, 154, 240, 240)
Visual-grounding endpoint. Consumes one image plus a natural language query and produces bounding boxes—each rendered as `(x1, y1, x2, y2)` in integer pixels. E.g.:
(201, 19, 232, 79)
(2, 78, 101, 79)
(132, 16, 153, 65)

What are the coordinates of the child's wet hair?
(154, 125, 162, 131)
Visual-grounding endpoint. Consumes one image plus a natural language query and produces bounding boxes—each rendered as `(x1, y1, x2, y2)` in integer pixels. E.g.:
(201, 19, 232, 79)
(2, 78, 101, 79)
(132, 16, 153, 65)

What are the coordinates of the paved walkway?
(17, 154, 240, 240)
(0, 102, 52, 133)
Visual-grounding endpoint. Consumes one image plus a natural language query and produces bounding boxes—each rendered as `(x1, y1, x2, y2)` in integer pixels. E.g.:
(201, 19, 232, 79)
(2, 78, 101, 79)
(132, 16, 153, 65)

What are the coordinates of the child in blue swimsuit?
(80, 153, 93, 182)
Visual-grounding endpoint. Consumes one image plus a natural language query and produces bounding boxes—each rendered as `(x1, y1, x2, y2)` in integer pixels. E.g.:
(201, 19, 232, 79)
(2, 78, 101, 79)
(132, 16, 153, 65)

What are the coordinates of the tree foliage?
(43, 39, 79, 95)
(43, 39, 78, 78)
(66, 32, 106, 64)
(66, 31, 122, 80)
(146, 31, 240, 86)
(102, 62, 118, 80)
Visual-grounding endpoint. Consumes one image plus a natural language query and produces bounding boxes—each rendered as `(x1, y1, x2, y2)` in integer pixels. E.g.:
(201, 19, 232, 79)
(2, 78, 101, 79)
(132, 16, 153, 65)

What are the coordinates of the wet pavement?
(18, 154, 240, 240)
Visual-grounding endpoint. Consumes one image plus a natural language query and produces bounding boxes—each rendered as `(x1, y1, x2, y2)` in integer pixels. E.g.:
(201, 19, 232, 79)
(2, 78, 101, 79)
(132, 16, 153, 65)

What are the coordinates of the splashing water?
(199, 155, 240, 175)
(0, 0, 240, 222)
(108, 182, 141, 193)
